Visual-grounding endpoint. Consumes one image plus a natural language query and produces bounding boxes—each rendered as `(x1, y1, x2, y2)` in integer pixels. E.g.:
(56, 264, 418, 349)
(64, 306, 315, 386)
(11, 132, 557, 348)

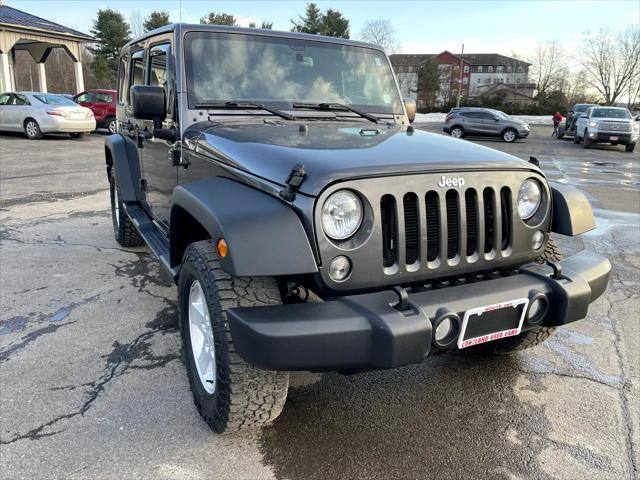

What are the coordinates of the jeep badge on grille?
(438, 176, 465, 187)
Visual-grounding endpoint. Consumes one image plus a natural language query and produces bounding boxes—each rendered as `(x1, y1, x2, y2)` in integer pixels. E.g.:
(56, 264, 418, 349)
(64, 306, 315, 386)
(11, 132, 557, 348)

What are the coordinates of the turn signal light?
(217, 238, 228, 258)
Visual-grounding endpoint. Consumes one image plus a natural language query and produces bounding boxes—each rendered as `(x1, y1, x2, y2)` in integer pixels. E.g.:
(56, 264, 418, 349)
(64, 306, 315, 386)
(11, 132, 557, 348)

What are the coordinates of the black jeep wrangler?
(105, 24, 611, 434)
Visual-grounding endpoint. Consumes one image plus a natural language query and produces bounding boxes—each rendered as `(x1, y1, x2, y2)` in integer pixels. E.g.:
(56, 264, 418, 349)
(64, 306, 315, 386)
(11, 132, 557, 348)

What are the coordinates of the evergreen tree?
(291, 3, 350, 38)
(200, 12, 237, 26)
(417, 59, 440, 110)
(291, 2, 323, 34)
(144, 11, 171, 32)
(89, 9, 130, 86)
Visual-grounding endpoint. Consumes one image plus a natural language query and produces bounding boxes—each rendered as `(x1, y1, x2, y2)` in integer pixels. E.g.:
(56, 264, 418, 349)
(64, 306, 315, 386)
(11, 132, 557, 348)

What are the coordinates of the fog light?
(526, 291, 549, 325)
(329, 256, 351, 282)
(531, 231, 545, 250)
(435, 318, 453, 343)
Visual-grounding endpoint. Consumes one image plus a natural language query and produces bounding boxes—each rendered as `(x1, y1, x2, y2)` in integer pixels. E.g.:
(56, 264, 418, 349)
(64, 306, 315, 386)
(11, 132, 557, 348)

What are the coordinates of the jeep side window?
(147, 43, 173, 118)
(128, 50, 145, 103)
(117, 55, 129, 105)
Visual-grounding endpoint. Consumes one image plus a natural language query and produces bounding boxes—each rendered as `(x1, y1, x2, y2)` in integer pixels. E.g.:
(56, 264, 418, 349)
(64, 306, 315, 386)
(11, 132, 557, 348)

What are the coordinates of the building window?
(486, 78, 491, 84)
(507, 66, 512, 72)
(497, 66, 503, 73)
(463, 77, 468, 84)
(517, 77, 522, 83)
(518, 66, 524, 72)
(477, 66, 483, 73)
(463, 65, 469, 73)
(488, 66, 493, 73)
(477, 78, 481, 83)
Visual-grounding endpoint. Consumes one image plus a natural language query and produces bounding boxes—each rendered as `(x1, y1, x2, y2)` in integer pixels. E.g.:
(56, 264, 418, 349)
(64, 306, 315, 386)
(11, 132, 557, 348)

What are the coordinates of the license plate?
(609, 136, 619, 141)
(458, 298, 529, 349)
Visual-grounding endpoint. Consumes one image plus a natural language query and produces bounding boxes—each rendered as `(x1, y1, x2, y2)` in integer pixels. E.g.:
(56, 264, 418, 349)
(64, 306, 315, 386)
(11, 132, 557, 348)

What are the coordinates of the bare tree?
(529, 40, 567, 99)
(577, 26, 640, 105)
(129, 10, 144, 39)
(358, 18, 400, 54)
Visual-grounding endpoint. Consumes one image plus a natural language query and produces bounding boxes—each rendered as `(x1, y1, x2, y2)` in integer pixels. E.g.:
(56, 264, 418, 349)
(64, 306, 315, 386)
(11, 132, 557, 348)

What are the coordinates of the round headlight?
(517, 179, 542, 220)
(322, 190, 363, 240)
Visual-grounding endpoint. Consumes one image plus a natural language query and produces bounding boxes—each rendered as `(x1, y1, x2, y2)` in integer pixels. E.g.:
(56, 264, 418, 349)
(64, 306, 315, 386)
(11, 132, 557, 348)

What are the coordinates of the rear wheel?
(107, 117, 118, 134)
(573, 131, 581, 143)
(24, 118, 43, 139)
(70, 132, 84, 139)
(502, 128, 517, 143)
(626, 143, 636, 152)
(109, 169, 143, 247)
(178, 240, 289, 434)
(450, 126, 464, 138)
(469, 238, 561, 354)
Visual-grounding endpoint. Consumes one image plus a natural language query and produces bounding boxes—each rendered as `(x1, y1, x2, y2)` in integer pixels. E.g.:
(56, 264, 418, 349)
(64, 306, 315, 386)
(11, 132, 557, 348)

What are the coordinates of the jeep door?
(140, 41, 177, 227)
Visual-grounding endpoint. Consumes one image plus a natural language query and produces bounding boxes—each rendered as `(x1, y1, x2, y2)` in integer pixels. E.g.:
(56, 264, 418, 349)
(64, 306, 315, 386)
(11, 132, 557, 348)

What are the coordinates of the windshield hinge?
(279, 164, 306, 202)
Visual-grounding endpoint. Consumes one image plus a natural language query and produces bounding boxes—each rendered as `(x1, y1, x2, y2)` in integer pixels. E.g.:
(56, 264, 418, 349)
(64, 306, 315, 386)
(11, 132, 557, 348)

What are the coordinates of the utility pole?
(456, 43, 464, 108)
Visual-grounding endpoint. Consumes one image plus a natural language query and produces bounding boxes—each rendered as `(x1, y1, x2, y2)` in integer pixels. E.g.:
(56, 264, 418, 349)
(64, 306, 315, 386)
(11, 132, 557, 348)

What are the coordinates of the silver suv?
(574, 106, 637, 152)
(443, 108, 530, 143)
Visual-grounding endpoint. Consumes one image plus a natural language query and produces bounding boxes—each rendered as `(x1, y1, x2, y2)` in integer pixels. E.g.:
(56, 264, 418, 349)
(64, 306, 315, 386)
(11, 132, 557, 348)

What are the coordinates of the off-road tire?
(582, 131, 592, 149)
(471, 237, 562, 354)
(109, 169, 143, 247)
(626, 143, 636, 153)
(178, 240, 289, 434)
(70, 132, 84, 139)
(24, 118, 43, 139)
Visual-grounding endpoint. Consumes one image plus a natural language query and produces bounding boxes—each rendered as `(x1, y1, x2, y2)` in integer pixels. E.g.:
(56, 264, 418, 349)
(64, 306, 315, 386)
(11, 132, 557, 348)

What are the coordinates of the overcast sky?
(8, 0, 640, 58)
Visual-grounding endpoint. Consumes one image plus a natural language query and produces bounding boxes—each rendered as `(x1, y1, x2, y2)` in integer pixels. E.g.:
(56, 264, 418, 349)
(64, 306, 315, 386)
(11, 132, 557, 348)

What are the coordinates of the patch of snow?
(414, 112, 447, 123)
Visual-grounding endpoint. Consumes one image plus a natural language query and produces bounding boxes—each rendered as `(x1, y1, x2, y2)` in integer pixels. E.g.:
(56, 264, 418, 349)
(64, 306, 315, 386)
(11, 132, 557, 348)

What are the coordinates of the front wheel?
(24, 118, 43, 139)
(450, 126, 464, 138)
(179, 240, 289, 434)
(582, 131, 592, 149)
(469, 238, 562, 355)
(502, 128, 517, 143)
(626, 143, 636, 152)
(70, 132, 84, 139)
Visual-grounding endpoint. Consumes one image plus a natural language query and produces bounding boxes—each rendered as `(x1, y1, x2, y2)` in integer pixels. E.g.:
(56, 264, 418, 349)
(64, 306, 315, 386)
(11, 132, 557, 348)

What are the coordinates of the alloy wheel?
(188, 280, 216, 394)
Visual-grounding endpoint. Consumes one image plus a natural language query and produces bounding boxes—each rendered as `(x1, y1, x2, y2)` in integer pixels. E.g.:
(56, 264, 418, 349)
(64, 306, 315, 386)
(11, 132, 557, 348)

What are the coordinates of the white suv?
(575, 106, 637, 152)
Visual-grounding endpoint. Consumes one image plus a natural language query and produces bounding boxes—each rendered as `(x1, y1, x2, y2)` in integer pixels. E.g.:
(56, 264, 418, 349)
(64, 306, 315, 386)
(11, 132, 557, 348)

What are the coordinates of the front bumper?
(228, 251, 610, 371)
(589, 131, 637, 143)
(518, 128, 530, 138)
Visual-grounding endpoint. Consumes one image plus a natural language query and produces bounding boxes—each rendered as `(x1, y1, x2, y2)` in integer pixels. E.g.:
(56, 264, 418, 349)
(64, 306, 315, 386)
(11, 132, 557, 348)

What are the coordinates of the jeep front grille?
(314, 171, 551, 291)
(381, 187, 512, 269)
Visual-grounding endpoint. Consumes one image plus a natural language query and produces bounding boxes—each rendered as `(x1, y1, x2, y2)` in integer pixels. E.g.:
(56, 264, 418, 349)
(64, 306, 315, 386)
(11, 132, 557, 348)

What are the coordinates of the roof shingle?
(0, 4, 94, 40)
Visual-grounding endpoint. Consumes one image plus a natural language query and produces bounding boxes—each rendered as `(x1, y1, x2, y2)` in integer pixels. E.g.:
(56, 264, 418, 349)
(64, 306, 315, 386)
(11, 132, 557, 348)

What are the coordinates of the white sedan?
(0, 91, 96, 139)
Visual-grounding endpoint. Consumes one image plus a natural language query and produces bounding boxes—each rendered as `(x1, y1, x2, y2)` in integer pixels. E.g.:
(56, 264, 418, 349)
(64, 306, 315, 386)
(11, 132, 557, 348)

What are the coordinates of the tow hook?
(392, 286, 410, 311)
(546, 260, 564, 280)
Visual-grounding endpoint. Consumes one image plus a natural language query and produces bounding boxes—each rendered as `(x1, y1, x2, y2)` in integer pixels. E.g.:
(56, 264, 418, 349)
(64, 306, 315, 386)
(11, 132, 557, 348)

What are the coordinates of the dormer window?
(477, 66, 483, 73)
(488, 66, 493, 73)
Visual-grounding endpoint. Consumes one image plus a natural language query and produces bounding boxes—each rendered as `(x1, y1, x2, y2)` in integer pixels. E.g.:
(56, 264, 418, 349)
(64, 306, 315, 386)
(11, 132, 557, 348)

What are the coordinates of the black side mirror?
(130, 85, 166, 121)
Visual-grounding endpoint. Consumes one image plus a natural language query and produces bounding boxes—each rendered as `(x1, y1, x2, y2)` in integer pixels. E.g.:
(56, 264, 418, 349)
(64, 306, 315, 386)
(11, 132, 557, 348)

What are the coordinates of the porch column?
(0, 52, 12, 91)
(37, 62, 47, 92)
(73, 61, 84, 93)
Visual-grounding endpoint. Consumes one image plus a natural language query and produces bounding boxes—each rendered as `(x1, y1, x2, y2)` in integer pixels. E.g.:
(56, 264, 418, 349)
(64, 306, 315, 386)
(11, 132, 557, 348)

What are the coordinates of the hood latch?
(279, 164, 306, 202)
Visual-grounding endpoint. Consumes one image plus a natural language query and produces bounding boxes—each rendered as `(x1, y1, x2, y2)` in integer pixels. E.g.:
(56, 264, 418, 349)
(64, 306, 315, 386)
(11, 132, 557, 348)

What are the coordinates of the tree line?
(12, 4, 638, 113)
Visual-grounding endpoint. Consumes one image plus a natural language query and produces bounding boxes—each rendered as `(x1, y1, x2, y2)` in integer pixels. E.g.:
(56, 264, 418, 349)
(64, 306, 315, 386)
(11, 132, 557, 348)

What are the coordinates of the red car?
(73, 89, 117, 134)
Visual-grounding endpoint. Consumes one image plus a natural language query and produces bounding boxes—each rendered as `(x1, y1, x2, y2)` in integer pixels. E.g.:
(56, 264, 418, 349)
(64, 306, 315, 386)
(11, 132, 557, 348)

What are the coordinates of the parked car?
(73, 89, 117, 133)
(443, 107, 530, 142)
(557, 103, 598, 139)
(0, 91, 95, 139)
(106, 24, 609, 433)
(574, 106, 637, 152)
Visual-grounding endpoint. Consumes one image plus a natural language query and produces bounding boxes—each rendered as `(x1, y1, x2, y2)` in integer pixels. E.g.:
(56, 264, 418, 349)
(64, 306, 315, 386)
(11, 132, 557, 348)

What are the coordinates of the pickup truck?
(574, 106, 638, 152)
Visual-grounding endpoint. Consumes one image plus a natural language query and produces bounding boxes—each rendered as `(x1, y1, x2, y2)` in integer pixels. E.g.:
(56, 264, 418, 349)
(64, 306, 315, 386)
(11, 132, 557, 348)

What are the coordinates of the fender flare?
(549, 182, 596, 236)
(170, 178, 318, 277)
(104, 134, 143, 203)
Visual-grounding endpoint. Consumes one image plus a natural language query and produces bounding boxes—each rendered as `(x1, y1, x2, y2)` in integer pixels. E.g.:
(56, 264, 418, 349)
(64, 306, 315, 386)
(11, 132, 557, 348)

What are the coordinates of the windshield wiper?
(195, 101, 296, 121)
(292, 102, 380, 124)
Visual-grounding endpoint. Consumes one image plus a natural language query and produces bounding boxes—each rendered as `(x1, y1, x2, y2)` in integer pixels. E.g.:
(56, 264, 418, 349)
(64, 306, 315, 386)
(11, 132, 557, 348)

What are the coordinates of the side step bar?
(123, 203, 180, 281)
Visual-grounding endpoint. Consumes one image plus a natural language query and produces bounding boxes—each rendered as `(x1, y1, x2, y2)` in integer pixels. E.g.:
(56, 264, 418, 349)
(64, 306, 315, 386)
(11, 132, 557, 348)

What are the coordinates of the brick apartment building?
(390, 51, 536, 108)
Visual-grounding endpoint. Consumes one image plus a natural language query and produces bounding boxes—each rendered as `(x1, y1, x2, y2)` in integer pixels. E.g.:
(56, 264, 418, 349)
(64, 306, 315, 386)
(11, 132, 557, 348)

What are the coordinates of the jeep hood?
(191, 121, 540, 196)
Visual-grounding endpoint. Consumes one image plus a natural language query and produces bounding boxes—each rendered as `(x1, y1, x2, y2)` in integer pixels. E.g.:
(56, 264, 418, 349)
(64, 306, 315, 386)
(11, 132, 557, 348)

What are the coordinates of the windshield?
(575, 104, 594, 113)
(185, 32, 402, 114)
(33, 94, 77, 106)
(591, 108, 631, 119)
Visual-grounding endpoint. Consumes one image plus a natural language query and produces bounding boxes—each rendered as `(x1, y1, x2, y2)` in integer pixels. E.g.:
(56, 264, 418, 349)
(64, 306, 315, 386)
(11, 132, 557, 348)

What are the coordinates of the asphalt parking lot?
(1, 125, 639, 479)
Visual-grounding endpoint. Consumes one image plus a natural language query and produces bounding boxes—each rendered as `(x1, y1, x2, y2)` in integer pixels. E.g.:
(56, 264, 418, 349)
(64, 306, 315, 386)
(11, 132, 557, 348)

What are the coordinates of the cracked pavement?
(0, 128, 638, 479)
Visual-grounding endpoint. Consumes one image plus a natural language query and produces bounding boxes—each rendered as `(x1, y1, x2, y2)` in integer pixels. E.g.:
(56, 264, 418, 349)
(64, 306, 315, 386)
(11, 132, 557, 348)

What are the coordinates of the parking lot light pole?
(456, 43, 464, 108)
